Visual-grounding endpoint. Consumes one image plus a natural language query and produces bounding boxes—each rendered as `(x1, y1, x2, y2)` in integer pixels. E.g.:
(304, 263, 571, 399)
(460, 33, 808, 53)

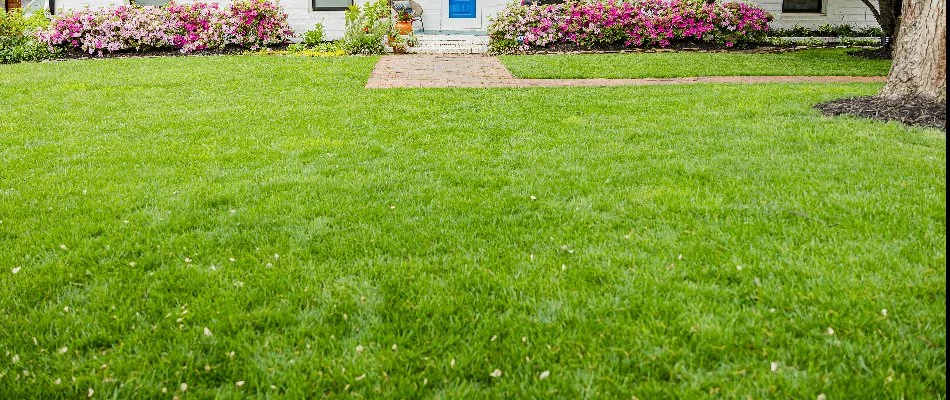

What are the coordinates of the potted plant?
(391, 41, 408, 54)
(394, 9, 413, 35)
(388, 27, 408, 53)
(404, 32, 418, 47)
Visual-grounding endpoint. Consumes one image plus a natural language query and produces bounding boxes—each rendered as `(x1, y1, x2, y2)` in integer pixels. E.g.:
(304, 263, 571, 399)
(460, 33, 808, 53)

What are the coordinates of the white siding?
(53, 0, 366, 38)
(57, 0, 124, 10)
(416, 0, 442, 31)
(52, 0, 880, 37)
(754, 0, 879, 28)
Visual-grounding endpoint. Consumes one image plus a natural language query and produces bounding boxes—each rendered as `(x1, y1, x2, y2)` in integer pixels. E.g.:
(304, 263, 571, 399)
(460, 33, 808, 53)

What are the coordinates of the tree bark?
(878, 0, 901, 46)
(880, 0, 946, 101)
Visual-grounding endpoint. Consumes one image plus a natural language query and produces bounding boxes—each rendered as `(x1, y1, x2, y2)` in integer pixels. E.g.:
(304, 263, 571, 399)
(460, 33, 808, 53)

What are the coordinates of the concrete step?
(413, 40, 490, 46)
(414, 34, 488, 41)
(414, 35, 488, 43)
(410, 43, 489, 48)
(406, 46, 488, 54)
(404, 34, 489, 53)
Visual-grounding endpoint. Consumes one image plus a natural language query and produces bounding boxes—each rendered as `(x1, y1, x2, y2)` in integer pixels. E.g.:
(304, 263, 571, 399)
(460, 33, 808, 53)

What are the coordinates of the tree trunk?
(880, 0, 946, 101)
(877, 0, 901, 48)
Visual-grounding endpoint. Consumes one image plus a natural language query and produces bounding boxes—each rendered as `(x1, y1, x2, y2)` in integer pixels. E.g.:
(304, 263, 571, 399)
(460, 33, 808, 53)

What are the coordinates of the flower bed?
(488, 0, 772, 54)
(36, 0, 293, 55)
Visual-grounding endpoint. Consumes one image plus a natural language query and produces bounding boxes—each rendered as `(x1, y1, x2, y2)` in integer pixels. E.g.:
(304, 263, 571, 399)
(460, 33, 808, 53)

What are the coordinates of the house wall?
(756, 0, 879, 29)
(49, 0, 879, 39)
(373, 0, 882, 35)
(51, 0, 367, 37)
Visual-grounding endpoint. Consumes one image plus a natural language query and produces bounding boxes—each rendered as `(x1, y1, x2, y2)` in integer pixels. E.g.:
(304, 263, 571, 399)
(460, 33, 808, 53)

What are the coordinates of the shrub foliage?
(35, 0, 293, 54)
(488, 0, 772, 53)
(1, 8, 60, 64)
(340, 0, 391, 55)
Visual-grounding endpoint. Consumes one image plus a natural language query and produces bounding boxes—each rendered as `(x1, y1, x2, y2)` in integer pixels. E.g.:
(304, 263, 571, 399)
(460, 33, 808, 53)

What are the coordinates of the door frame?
(441, 0, 482, 30)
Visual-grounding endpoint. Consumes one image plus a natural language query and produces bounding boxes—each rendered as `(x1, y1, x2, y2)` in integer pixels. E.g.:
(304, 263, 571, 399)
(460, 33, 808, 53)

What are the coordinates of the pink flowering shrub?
(166, 1, 231, 52)
(706, 1, 772, 47)
(34, 6, 173, 53)
(488, 0, 772, 53)
(36, 0, 292, 54)
(228, 0, 294, 49)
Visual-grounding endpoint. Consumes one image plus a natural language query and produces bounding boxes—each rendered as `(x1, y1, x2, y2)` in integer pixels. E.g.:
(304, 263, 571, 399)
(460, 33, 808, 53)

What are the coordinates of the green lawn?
(0, 55, 944, 399)
(501, 48, 893, 78)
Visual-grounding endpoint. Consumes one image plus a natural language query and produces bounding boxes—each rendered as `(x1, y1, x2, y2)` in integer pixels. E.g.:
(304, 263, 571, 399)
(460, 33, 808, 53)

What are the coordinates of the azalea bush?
(166, 2, 230, 52)
(36, 0, 292, 55)
(229, 0, 294, 49)
(488, 0, 772, 53)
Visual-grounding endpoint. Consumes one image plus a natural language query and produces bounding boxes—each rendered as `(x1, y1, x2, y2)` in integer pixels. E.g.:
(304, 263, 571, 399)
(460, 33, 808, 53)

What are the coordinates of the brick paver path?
(365, 54, 887, 89)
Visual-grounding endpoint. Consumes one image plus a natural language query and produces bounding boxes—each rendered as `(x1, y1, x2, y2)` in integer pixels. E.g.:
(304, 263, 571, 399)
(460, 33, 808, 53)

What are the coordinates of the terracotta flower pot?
(395, 21, 413, 35)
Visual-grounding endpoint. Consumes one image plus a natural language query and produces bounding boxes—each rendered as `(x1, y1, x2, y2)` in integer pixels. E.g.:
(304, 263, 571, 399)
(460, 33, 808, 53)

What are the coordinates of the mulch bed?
(815, 95, 946, 131)
(505, 40, 879, 55)
(54, 44, 288, 61)
(847, 47, 892, 60)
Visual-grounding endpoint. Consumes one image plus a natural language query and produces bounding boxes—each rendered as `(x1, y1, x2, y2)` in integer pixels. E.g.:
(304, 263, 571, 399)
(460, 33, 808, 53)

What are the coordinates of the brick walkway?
(365, 54, 887, 89)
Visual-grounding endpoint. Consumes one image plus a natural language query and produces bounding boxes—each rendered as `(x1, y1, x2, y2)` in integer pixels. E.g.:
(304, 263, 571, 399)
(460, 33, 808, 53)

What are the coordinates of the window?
(782, 0, 822, 13)
(313, 0, 351, 11)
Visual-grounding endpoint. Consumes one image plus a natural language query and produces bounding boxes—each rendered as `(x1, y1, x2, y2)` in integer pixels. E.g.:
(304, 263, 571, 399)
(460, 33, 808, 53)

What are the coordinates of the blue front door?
(448, 0, 475, 18)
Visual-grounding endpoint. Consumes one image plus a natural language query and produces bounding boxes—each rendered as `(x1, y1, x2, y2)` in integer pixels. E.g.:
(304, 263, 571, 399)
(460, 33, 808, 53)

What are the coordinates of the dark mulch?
(54, 44, 287, 61)
(532, 40, 738, 53)
(815, 95, 946, 131)
(508, 40, 874, 55)
(847, 47, 892, 60)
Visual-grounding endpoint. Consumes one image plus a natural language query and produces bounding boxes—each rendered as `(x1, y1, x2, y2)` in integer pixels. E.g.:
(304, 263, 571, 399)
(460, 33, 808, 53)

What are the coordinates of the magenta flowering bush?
(706, 1, 772, 46)
(488, 0, 772, 53)
(229, 0, 294, 49)
(34, 6, 174, 53)
(36, 0, 293, 54)
(166, 1, 231, 52)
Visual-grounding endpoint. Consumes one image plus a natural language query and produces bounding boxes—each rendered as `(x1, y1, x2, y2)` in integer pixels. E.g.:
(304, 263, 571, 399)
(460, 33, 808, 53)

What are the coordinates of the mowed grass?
(0, 55, 945, 399)
(501, 48, 892, 78)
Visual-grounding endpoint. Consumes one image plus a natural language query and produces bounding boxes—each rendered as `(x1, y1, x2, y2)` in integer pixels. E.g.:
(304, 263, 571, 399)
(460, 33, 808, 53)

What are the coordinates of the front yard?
(0, 55, 944, 398)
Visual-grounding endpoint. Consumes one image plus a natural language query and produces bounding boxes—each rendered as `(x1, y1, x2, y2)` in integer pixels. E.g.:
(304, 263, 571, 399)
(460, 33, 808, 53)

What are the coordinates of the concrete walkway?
(365, 54, 887, 89)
